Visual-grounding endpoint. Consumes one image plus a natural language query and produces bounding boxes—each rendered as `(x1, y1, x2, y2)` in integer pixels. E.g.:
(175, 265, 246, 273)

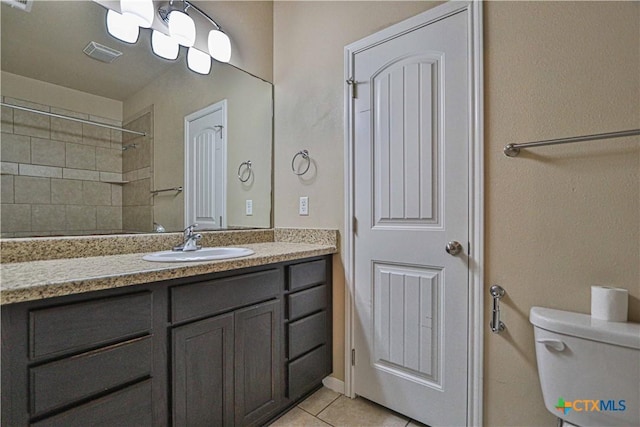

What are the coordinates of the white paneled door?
(185, 100, 227, 230)
(351, 7, 471, 426)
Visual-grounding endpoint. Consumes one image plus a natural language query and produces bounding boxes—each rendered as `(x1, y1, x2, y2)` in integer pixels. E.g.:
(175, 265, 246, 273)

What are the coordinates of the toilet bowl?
(530, 307, 640, 427)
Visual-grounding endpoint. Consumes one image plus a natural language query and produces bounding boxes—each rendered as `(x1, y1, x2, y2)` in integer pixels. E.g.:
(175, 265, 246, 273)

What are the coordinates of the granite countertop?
(1, 241, 337, 305)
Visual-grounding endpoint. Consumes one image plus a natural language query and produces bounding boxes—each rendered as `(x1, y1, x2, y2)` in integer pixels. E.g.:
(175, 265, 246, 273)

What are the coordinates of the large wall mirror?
(0, 0, 273, 237)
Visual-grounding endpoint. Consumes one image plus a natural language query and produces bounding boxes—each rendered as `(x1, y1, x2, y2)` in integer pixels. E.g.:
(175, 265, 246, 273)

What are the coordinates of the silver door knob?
(445, 241, 463, 256)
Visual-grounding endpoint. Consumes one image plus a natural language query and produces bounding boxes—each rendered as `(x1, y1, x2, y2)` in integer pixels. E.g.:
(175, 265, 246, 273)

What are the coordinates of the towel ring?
(237, 160, 252, 183)
(291, 150, 311, 176)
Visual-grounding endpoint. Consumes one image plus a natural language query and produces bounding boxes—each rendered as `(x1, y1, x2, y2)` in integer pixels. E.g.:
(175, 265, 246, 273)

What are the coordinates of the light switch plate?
(245, 199, 253, 216)
(299, 196, 309, 216)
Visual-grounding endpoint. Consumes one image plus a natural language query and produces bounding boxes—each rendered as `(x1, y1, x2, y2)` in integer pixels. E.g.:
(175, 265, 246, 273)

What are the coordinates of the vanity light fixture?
(167, 6, 196, 47)
(106, 9, 140, 44)
(187, 47, 211, 74)
(103, 0, 232, 75)
(208, 29, 231, 63)
(158, 0, 232, 72)
(120, 0, 154, 28)
(151, 30, 179, 60)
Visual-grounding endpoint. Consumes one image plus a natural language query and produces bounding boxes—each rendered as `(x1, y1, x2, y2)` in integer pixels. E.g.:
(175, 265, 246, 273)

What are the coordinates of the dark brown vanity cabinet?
(284, 258, 332, 401)
(233, 300, 282, 425)
(172, 313, 234, 426)
(1, 291, 159, 427)
(171, 269, 282, 427)
(1, 255, 332, 427)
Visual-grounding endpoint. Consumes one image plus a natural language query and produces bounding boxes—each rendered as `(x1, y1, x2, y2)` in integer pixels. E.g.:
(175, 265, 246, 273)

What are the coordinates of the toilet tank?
(530, 307, 640, 427)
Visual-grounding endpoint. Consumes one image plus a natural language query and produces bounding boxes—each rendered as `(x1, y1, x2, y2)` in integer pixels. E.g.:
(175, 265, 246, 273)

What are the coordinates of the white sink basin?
(143, 247, 255, 262)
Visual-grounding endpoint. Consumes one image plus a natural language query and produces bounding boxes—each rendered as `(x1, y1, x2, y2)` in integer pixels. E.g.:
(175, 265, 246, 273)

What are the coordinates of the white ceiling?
(1, 1, 183, 101)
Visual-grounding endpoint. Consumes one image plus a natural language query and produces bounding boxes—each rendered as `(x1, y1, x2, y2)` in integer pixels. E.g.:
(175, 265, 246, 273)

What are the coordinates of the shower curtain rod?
(0, 102, 146, 137)
(503, 128, 640, 157)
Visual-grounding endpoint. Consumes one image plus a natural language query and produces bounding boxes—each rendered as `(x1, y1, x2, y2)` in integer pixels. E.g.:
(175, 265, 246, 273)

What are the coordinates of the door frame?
(343, 2, 484, 425)
(184, 100, 228, 229)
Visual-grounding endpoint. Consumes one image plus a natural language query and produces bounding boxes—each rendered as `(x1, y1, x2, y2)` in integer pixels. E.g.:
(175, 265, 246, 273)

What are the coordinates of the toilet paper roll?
(591, 286, 628, 322)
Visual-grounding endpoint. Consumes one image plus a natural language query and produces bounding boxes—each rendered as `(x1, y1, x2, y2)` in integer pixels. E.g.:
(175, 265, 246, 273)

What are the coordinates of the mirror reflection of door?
(184, 100, 227, 230)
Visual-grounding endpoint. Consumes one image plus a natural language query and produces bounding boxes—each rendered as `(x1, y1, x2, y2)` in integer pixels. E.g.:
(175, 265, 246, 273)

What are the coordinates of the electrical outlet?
(245, 199, 253, 216)
(299, 196, 309, 216)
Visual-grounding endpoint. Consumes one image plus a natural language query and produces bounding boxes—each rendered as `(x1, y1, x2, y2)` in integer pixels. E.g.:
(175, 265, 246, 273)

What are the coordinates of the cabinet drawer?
(171, 269, 281, 323)
(29, 292, 152, 359)
(288, 259, 326, 291)
(30, 336, 152, 416)
(287, 284, 327, 321)
(287, 344, 329, 399)
(288, 311, 327, 360)
(31, 379, 152, 427)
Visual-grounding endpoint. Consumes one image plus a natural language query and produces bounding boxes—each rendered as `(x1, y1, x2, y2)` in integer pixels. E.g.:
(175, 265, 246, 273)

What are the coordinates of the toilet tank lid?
(530, 307, 640, 350)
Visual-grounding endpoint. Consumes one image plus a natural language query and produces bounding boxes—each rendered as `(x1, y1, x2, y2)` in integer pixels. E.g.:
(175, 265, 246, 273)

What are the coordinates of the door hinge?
(347, 77, 357, 99)
(352, 216, 357, 234)
(468, 241, 471, 254)
(351, 348, 356, 366)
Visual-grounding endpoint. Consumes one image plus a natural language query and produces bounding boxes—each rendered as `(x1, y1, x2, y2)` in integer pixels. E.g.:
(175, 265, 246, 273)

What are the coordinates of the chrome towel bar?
(151, 186, 183, 195)
(504, 128, 640, 157)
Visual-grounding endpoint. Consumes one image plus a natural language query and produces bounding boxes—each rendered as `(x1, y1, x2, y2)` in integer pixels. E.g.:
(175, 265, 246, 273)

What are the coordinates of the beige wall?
(273, 0, 444, 385)
(484, 2, 639, 425)
(200, 1, 274, 82)
(273, 1, 640, 426)
(123, 62, 272, 232)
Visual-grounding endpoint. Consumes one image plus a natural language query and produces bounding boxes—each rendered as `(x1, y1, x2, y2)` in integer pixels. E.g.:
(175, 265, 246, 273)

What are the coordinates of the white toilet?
(530, 307, 640, 427)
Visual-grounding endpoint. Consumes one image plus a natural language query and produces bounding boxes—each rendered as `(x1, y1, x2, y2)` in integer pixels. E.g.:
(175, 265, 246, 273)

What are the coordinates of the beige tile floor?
(269, 387, 428, 427)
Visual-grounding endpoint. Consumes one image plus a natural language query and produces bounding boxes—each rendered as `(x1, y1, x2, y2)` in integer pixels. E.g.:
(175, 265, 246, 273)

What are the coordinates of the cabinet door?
(172, 313, 234, 427)
(234, 299, 282, 426)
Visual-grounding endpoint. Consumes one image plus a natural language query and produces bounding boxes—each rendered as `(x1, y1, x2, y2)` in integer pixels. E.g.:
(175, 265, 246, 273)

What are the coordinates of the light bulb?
(152, 30, 179, 60)
(168, 10, 196, 47)
(187, 47, 211, 75)
(207, 29, 231, 63)
(106, 9, 139, 44)
(120, 0, 154, 28)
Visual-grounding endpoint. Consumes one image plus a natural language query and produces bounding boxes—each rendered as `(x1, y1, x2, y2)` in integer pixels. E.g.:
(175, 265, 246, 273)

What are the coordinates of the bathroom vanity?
(0, 231, 336, 427)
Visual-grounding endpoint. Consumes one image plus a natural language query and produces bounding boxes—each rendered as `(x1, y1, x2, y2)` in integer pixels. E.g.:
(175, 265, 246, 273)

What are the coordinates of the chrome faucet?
(173, 223, 202, 252)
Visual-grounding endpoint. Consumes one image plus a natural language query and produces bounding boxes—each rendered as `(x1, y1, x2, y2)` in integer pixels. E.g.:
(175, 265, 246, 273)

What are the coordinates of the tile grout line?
(296, 391, 342, 426)
(294, 405, 335, 427)
(289, 390, 421, 427)
(314, 393, 343, 417)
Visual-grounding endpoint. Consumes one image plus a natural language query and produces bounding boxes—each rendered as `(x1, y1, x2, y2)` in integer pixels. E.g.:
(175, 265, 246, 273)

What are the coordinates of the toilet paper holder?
(490, 285, 506, 334)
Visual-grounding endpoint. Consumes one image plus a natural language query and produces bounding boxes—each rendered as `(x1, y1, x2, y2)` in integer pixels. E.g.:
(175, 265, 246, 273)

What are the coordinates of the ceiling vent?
(0, 0, 33, 12)
(83, 42, 123, 64)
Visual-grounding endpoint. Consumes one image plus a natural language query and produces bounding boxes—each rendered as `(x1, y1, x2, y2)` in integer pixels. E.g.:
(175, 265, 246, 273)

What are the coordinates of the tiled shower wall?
(0, 97, 127, 237)
(122, 109, 154, 233)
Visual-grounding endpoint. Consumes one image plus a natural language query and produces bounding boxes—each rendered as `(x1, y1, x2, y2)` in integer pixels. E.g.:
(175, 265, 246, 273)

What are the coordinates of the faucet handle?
(184, 223, 199, 237)
(183, 233, 203, 251)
